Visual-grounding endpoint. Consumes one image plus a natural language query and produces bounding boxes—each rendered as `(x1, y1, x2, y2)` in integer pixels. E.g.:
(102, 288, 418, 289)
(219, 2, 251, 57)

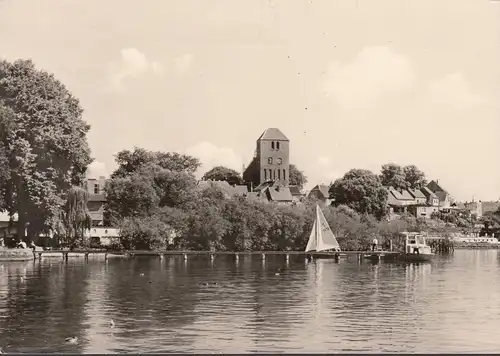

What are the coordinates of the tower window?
(93, 184, 99, 194)
(283, 169, 286, 180)
(271, 141, 275, 149)
(278, 169, 281, 180)
(276, 141, 280, 150)
(277, 158, 282, 165)
(268, 157, 273, 164)
(264, 169, 268, 180)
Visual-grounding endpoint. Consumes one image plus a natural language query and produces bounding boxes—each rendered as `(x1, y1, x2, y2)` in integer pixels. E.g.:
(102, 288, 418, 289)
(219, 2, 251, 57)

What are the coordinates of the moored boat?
(304, 205, 341, 259)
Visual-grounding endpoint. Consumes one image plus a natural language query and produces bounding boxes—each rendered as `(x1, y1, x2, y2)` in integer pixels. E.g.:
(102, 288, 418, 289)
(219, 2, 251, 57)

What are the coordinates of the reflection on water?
(0, 250, 499, 353)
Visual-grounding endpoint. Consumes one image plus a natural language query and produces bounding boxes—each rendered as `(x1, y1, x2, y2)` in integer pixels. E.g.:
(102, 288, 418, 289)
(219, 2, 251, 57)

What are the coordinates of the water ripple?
(0, 251, 500, 353)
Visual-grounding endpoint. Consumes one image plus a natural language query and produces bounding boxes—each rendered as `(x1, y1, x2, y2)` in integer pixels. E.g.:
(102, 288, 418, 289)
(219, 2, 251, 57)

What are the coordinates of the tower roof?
(258, 128, 289, 141)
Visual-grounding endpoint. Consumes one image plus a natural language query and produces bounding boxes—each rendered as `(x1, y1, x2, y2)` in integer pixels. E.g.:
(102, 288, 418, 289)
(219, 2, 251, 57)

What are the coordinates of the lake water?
(0, 250, 499, 353)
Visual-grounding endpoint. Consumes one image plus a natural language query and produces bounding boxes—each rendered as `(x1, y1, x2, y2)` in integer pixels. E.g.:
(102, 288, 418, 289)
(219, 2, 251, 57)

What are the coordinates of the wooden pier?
(33, 249, 401, 262)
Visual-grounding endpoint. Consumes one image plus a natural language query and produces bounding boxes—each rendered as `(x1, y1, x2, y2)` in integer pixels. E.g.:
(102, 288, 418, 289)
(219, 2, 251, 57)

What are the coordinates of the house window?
(276, 141, 280, 150)
(277, 158, 282, 165)
(271, 142, 275, 150)
(93, 184, 99, 194)
(268, 157, 273, 164)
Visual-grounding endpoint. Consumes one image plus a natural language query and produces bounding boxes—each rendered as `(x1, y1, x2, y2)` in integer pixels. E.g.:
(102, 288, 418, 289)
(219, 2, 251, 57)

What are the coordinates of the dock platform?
(32, 249, 401, 262)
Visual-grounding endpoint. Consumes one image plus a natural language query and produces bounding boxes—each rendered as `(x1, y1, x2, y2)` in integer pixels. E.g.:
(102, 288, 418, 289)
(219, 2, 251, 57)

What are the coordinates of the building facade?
(85, 176, 108, 227)
(243, 128, 290, 187)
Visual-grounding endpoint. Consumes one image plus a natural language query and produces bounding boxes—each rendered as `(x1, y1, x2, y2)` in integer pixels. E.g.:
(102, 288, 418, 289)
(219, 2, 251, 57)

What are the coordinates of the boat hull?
(398, 252, 434, 263)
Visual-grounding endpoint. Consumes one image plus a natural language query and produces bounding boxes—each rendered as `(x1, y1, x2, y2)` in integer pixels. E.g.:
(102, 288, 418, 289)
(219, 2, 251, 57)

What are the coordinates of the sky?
(0, 0, 499, 201)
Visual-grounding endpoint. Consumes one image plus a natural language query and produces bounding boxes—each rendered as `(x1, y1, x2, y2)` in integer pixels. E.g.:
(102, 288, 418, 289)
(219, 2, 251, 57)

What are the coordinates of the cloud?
(185, 141, 244, 178)
(427, 72, 486, 109)
(324, 46, 415, 111)
(107, 48, 164, 91)
(87, 160, 108, 178)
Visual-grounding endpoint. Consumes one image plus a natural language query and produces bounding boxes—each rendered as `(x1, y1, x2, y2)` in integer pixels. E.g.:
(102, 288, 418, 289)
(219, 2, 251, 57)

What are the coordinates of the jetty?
(32, 249, 400, 263)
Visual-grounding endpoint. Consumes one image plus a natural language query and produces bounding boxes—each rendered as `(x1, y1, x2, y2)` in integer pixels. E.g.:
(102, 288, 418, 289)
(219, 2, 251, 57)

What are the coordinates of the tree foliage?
(111, 147, 201, 179)
(59, 186, 91, 248)
(403, 164, 427, 190)
(329, 169, 388, 220)
(380, 163, 407, 190)
(103, 150, 457, 251)
(202, 165, 243, 185)
(0, 59, 92, 240)
(379, 163, 427, 190)
(289, 164, 308, 189)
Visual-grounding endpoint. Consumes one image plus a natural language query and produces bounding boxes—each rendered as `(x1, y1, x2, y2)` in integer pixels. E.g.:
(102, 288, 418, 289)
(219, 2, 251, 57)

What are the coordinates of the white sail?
(305, 217, 317, 252)
(305, 205, 341, 253)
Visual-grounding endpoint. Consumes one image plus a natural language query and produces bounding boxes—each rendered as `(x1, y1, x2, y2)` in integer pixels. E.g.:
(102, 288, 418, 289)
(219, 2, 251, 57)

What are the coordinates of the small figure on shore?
(372, 238, 378, 252)
(16, 241, 27, 249)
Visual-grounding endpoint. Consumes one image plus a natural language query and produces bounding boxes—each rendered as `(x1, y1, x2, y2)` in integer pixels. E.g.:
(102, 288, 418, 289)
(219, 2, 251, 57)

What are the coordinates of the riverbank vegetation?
(0, 58, 479, 252)
(102, 147, 458, 252)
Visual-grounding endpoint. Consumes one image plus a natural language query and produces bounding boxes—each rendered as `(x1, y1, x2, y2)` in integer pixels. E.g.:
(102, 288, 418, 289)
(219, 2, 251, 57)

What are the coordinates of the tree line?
(0, 59, 467, 251)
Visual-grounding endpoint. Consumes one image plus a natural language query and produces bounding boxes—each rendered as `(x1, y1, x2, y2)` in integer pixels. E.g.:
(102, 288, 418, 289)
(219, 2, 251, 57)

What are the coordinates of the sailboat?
(305, 205, 341, 255)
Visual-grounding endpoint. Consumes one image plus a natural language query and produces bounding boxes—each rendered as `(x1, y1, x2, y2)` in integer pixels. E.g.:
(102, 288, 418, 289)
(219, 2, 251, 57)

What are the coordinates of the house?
(385, 187, 439, 219)
(421, 187, 440, 207)
(307, 184, 332, 208)
(427, 180, 452, 208)
(252, 180, 293, 204)
(408, 189, 427, 205)
(289, 185, 305, 202)
(85, 176, 108, 227)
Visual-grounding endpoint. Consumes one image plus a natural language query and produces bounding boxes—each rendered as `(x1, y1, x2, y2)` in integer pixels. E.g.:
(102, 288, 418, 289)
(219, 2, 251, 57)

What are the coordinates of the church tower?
(256, 128, 290, 186)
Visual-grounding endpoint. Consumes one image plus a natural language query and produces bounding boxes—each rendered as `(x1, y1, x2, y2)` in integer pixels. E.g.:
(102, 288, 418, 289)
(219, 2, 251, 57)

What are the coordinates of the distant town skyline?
(1, 0, 499, 201)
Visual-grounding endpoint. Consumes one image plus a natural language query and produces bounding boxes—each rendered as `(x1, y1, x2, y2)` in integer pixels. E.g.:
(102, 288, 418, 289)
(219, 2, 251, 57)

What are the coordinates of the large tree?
(105, 150, 198, 225)
(202, 166, 243, 185)
(380, 163, 407, 190)
(111, 147, 200, 179)
(0, 59, 92, 240)
(289, 164, 308, 189)
(379, 163, 427, 191)
(329, 169, 388, 220)
(403, 164, 427, 190)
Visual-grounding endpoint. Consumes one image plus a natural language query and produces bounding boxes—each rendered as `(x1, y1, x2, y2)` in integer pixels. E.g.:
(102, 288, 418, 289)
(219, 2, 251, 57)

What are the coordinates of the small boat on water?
(305, 205, 341, 258)
(399, 232, 434, 262)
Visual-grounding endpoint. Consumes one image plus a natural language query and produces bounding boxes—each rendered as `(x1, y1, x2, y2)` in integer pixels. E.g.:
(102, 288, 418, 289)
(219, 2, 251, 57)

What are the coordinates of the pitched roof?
(258, 128, 289, 141)
(308, 184, 330, 199)
(387, 192, 404, 206)
(421, 186, 438, 199)
(408, 189, 426, 199)
(435, 191, 449, 203)
(289, 185, 304, 196)
(265, 186, 293, 202)
(427, 180, 446, 193)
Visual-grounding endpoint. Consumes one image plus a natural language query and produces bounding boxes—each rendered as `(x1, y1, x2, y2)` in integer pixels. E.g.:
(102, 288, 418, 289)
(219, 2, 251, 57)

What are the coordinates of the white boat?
(305, 205, 341, 254)
(400, 232, 434, 262)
